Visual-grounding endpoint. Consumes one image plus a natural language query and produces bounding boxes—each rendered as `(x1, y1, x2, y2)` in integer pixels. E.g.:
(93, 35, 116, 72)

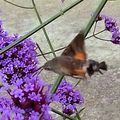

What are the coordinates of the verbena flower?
(0, 21, 37, 88)
(96, 15, 120, 44)
(54, 80, 84, 115)
(0, 96, 25, 120)
(112, 31, 120, 44)
(104, 17, 119, 32)
(8, 75, 53, 120)
(0, 63, 53, 119)
(0, 19, 53, 120)
(96, 15, 119, 33)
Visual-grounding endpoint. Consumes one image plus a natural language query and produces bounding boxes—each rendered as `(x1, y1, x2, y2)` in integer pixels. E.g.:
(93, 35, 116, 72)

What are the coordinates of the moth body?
(41, 30, 107, 79)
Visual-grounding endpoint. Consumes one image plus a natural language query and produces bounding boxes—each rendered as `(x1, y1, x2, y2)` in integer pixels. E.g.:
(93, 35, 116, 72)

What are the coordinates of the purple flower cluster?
(104, 17, 118, 32)
(0, 96, 25, 120)
(54, 80, 84, 115)
(96, 15, 120, 44)
(0, 19, 53, 120)
(111, 31, 120, 44)
(0, 29, 37, 88)
(9, 76, 53, 120)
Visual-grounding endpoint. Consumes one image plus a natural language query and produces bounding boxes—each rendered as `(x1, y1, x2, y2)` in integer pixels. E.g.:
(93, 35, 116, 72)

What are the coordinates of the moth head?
(87, 60, 107, 77)
(43, 60, 54, 71)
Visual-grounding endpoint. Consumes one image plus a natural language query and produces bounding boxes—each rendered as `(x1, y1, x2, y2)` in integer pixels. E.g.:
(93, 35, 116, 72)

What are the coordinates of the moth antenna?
(38, 67, 44, 74)
(36, 43, 48, 61)
(36, 68, 44, 79)
(33, 66, 44, 76)
(36, 65, 44, 72)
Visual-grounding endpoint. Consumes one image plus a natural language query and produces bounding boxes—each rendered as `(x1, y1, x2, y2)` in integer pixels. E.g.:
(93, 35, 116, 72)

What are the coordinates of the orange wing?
(61, 30, 86, 61)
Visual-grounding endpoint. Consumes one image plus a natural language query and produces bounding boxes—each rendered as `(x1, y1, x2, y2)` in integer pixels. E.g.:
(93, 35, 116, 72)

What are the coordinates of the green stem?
(0, 0, 83, 54)
(78, 107, 85, 114)
(93, 22, 111, 41)
(63, 117, 66, 120)
(51, 108, 75, 120)
(84, 0, 108, 37)
(51, 75, 64, 94)
(86, 29, 106, 39)
(32, 0, 56, 57)
(75, 108, 81, 120)
(74, 108, 85, 119)
(4, 0, 34, 9)
(37, 46, 66, 56)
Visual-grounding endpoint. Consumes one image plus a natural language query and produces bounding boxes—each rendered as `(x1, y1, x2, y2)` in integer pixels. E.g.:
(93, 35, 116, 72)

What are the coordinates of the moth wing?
(61, 30, 87, 60)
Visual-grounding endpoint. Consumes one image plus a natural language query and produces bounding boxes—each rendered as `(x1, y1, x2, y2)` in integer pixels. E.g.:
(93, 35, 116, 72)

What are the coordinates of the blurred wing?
(61, 30, 86, 60)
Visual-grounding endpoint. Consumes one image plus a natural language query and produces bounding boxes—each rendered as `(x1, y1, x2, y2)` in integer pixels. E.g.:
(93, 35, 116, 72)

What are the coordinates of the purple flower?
(0, 76, 53, 119)
(28, 92, 41, 101)
(111, 31, 120, 44)
(10, 87, 24, 98)
(29, 111, 39, 120)
(54, 80, 84, 115)
(12, 107, 25, 120)
(96, 15, 119, 33)
(40, 104, 53, 120)
(14, 78, 23, 86)
(0, 96, 13, 120)
(0, 20, 37, 85)
(7, 75, 53, 119)
(104, 17, 119, 32)
(0, 96, 25, 120)
(24, 83, 34, 92)
(0, 19, 53, 119)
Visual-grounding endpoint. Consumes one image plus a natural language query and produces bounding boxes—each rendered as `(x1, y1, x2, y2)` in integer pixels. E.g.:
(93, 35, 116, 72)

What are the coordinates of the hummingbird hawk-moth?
(41, 30, 107, 79)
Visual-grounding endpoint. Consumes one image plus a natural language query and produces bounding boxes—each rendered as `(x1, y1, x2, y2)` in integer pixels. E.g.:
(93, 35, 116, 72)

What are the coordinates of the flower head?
(54, 80, 84, 115)
(0, 96, 24, 120)
(112, 31, 120, 44)
(0, 76, 53, 120)
(96, 15, 119, 33)
(0, 19, 53, 120)
(8, 75, 53, 119)
(0, 20, 37, 89)
(104, 17, 119, 32)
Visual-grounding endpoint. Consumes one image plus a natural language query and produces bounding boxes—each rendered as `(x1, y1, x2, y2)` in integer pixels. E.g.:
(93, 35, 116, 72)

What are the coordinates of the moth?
(40, 30, 107, 79)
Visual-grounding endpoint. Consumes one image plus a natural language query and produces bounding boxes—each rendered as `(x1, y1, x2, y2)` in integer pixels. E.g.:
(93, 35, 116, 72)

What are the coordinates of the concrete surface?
(0, 0, 120, 120)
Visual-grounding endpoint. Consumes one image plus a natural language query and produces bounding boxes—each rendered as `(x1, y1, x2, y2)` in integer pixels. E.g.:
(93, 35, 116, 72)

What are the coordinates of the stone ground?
(0, 0, 120, 120)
